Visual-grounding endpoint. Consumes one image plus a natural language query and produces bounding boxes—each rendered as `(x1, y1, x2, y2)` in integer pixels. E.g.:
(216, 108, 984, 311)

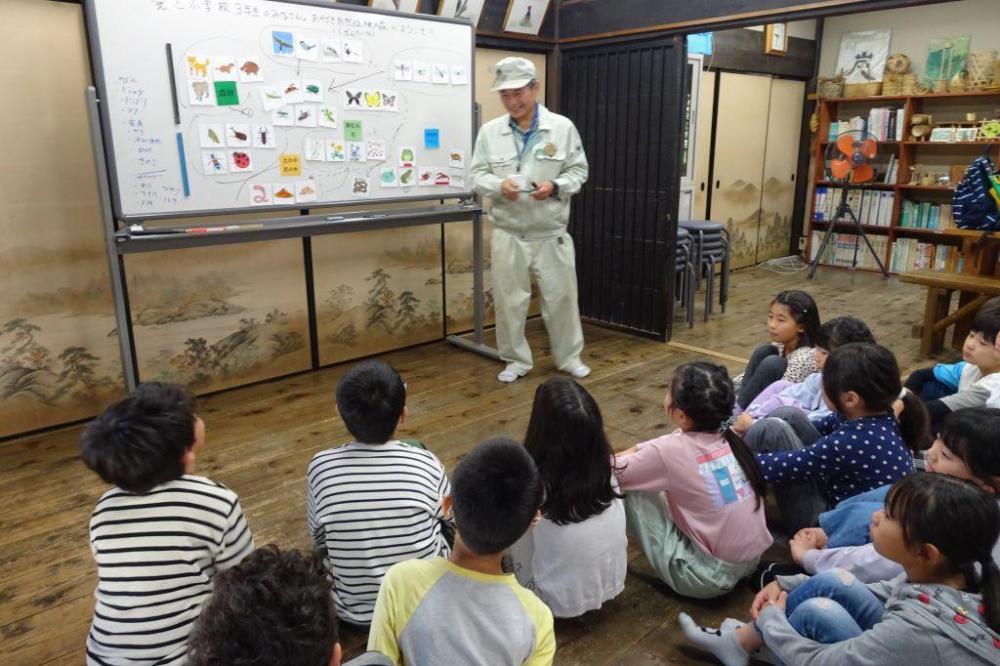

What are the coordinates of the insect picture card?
(295, 104, 318, 127)
(198, 123, 225, 148)
(188, 80, 215, 106)
(448, 148, 465, 168)
(317, 104, 338, 129)
(302, 79, 324, 102)
(272, 106, 294, 126)
(272, 31, 295, 57)
(280, 79, 305, 104)
(253, 125, 276, 149)
(398, 166, 416, 187)
(344, 89, 364, 109)
(259, 85, 285, 111)
(238, 57, 263, 82)
(413, 61, 431, 83)
(185, 54, 211, 80)
(363, 91, 382, 110)
(366, 140, 387, 162)
(229, 150, 254, 173)
(392, 60, 413, 81)
(343, 39, 363, 63)
(379, 166, 398, 187)
(273, 184, 296, 201)
(250, 183, 273, 206)
(211, 55, 238, 81)
(431, 64, 450, 84)
(351, 175, 371, 197)
(201, 150, 228, 175)
(295, 36, 320, 61)
(304, 138, 326, 161)
(347, 142, 365, 162)
(451, 64, 469, 85)
(380, 91, 399, 112)
(225, 123, 252, 147)
(295, 180, 319, 203)
(398, 146, 416, 167)
(326, 139, 347, 161)
(321, 38, 342, 62)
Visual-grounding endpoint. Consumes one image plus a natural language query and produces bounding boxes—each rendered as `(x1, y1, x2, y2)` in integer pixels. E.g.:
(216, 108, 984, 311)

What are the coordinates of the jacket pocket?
(488, 151, 518, 178)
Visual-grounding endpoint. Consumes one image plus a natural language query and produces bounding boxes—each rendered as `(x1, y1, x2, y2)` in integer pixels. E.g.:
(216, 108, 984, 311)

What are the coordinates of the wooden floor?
(0, 265, 956, 665)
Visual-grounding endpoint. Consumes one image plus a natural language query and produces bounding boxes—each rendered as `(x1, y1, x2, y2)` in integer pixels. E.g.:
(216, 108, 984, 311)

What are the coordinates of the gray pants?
(744, 406, 830, 534)
(738, 344, 787, 409)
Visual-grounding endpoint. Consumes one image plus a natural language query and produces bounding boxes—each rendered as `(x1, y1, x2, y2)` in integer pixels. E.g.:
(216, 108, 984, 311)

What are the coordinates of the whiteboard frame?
(83, 0, 478, 222)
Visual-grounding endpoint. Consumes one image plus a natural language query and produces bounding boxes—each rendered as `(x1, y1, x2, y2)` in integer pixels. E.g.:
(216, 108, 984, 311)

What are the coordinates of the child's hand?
(732, 412, 755, 435)
(789, 528, 827, 564)
(795, 527, 828, 549)
(761, 591, 788, 614)
(892, 398, 904, 418)
(751, 581, 783, 619)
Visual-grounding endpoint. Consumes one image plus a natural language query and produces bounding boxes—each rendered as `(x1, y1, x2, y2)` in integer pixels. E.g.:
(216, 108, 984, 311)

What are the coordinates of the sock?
(720, 617, 779, 665)
(678, 612, 749, 666)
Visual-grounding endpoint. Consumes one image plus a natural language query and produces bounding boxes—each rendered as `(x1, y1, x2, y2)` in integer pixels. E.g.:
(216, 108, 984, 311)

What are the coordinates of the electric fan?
(808, 130, 890, 278)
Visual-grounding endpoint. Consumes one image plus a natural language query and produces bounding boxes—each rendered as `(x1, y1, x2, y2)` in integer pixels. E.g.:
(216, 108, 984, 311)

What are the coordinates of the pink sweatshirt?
(616, 429, 773, 564)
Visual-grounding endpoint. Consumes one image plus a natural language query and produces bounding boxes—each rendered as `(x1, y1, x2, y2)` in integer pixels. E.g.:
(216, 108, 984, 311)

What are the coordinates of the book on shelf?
(812, 187, 895, 227)
(898, 201, 954, 229)
(810, 231, 889, 271)
(889, 239, 962, 272)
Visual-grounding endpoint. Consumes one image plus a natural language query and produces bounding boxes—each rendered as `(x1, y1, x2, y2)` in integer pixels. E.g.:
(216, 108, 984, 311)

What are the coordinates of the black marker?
(165, 43, 180, 125)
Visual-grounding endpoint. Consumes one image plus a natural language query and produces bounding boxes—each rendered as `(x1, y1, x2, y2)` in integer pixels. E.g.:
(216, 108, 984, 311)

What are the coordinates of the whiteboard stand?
(86, 87, 498, 392)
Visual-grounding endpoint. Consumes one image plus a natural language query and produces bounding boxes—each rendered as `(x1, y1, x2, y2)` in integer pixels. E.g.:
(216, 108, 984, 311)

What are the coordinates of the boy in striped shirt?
(81, 382, 254, 666)
(307, 360, 451, 625)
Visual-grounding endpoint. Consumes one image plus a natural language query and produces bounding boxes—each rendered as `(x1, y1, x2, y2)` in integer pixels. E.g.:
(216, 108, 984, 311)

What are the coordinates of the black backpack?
(953, 154, 1000, 231)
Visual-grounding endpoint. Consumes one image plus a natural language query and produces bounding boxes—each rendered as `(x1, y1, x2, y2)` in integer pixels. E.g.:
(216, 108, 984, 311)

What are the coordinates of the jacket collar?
(499, 104, 552, 136)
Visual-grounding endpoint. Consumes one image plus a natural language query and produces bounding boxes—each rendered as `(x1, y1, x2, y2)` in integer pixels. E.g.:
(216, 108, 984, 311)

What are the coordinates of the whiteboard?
(85, 0, 475, 221)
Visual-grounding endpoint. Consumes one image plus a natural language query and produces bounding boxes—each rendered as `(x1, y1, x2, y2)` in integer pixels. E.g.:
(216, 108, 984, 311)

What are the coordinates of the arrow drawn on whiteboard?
(327, 70, 384, 91)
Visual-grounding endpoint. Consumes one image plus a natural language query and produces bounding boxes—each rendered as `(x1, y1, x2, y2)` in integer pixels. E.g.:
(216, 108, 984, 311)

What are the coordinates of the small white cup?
(509, 174, 530, 192)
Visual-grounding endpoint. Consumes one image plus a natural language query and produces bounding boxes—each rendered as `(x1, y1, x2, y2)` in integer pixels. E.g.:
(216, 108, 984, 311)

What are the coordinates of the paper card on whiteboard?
(424, 128, 440, 149)
(379, 167, 398, 188)
(304, 138, 326, 162)
(347, 142, 365, 162)
(296, 180, 318, 203)
(295, 36, 319, 61)
(326, 140, 346, 161)
(202, 150, 228, 175)
(199, 123, 225, 148)
(322, 39, 342, 62)
(272, 106, 294, 126)
(381, 91, 399, 112)
(274, 184, 296, 201)
(230, 150, 253, 173)
(413, 61, 430, 83)
(238, 57, 263, 82)
(344, 89, 364, 109)
(250, 183, 273, 206)
(212, 55, 237, 81)
(302, 79, 323, 102)
(431, 64, 450, 84)
(188, 80, 214, 105)
(351, 175, 371, 197)
(366, 140, 386, 161)
(295, 105, 318, 127)
(317, 105, 338, 128)
(398, 146, 416, 167)
(392, 61, 413, 81)
(280, 80, 304, 104)
(185, 54, 211, 80)
(225, 123, 251, 147)
(214, 81, 240, 106)
(417, 167, 435, 186)
(344, 120, 363, 141)
(450, 171, 466, 189)
(343, 39, 363, 63)
(272, 31, 295, 57)
(253, 125, 275, 149)
(260, 85, 285, 111)
(432, 169, 452, 186)
(448, 149, 465, 168)
(363, 91, 383, 110)
(279, 153, 301, 177)
(451, 64, 469, 85)
(398, 166, 416, 187)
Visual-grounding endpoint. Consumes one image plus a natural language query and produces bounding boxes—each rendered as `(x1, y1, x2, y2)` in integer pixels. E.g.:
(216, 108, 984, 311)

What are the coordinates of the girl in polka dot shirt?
(743, 343, 931, 534)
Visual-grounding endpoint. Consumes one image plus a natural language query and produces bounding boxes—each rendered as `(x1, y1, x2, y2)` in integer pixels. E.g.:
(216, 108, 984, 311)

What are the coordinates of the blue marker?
(176, 132, 190, 197)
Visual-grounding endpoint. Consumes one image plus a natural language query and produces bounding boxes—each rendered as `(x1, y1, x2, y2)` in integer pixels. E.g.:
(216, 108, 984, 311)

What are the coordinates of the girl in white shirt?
(509, 377, 627, 617)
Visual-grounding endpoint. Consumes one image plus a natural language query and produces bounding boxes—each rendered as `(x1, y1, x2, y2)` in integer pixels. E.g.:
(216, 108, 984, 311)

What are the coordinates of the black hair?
(80, 382, 197, 493)
(187, 546, 338, 666)
(669, 362, 767, 510)
(335, 359, 406, 444)
(772, 290, 821, 349)
(822, 343, 932, 451)
(971, 297, 1000, 345)
(524, 377, 621, 525)
(451, 437, 543, 555)
(815, 316, 876, 351)
(940, 408, 1000, 493)
(885, 473, 1000, 631)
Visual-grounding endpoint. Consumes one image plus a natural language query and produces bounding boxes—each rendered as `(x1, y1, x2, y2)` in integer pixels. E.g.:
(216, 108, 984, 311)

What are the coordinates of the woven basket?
(818, 78, 843, 98)
(843, 82, 882, 98)
(968, 51, 998, 89)
(901, 74, 918, 95)
(882, 72, 902, 96)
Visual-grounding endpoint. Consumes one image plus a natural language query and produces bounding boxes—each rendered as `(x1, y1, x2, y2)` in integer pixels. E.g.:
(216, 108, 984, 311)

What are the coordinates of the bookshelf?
(806, 90, 1000, 274)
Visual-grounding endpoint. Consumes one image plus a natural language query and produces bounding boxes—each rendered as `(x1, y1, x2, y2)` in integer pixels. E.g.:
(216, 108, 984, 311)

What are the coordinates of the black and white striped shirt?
(307, 441, 450, 625)
(86, 475, 254, 665)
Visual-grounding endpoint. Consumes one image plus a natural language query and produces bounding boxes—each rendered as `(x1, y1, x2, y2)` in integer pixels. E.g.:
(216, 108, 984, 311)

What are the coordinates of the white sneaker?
(567, 364, 592, 379)
(497, 369, 521, 383)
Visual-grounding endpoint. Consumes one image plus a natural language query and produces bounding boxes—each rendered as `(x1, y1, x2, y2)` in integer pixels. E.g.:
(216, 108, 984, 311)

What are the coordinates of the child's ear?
(181, 446, 196, 474)
(399, 405, 409, 425)
(329, 642, 342, 666)
(840, 390, 862, 411)
(916, 542, 945, 567)
(530, 508, 542, 529)
(442, 494, 453, 519)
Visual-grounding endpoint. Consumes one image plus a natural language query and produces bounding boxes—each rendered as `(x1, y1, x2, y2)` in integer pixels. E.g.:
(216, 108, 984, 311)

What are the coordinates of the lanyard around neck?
(511, 107, 538, 173)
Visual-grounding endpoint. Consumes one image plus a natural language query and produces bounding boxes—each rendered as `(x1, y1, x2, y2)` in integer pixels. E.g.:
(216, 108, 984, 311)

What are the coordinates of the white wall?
(745, 19, 817, 40)
(818, 0, 1000, 79)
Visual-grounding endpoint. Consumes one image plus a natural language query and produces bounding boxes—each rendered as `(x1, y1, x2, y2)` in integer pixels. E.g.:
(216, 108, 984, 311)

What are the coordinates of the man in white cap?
(470, 57, 590, 383)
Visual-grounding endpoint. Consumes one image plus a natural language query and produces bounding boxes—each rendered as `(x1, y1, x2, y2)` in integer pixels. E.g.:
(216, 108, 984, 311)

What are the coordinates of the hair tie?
(721, 414, 739, 432)
(899, 387, 909, 400)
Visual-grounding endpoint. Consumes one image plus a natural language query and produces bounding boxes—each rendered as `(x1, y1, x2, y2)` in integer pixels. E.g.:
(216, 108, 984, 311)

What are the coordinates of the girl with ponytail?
(614, 362, 772, 599)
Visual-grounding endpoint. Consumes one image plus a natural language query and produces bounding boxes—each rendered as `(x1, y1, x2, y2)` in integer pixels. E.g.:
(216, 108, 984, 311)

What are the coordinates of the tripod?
(807, 185, 890, 279)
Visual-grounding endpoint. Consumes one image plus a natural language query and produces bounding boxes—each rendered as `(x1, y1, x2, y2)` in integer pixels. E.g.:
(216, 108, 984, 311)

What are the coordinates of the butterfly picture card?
(363, 91, 383, 110)
(380, 91, 399, 112)
(344, 89, 364, 109)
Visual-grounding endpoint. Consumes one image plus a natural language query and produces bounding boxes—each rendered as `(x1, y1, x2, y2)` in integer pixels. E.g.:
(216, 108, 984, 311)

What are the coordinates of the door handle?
(791, 173, 796, 182)
(700, 182, 706, 192)
(715, 180, 720, 189)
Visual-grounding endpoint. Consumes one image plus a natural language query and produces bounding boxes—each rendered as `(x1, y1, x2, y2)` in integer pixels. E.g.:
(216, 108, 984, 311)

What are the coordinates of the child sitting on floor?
(904, 359, 966, 401)
(742, 342, 930, 534)
(680, 473, 1000, 665)
(509, 377, 627, 618)
(614, 362, 772, 599)
(306, 359, 451, 625)
(367, 438, 555, 665)
(733, 289, 821, 409)
(81, 382, 254, 666)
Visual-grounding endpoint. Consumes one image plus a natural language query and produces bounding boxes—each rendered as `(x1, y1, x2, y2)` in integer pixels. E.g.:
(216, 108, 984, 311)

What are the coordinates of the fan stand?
(807, 184, 890, 279)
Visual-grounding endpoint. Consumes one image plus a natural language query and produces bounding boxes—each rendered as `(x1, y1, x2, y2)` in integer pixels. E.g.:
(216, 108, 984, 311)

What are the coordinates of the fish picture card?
(344, 120, 363, 141)
(280, 80, 305, 104)
(272, 106, 294, 126)
(214, 81, 240, 106)
(326, 139, 346, 161)
(417, 166, 435, 186)
(186, 54, 211, 80)
(201, 150, 228, 175)
(253, 125, 276, 149)
(322, 38, 342, 62)
(229, 149, 253, 173)
(451, 64, 469, 85)
(343, 39, 363, 63)
(304, 138, 326, 162)
(273, 184, 296, 201)
(317, 105, 338, 128)
(351, 175, 371, 197)
(413, 61, 430, 83)
(365, 140, 387, 162)
(398, 146, 416, 167)
(212, 55, 238, 81)
(380, 91, 399, 112)
(431, 64, 450, 84)
(226, 123, 252, 147)
(344, 89, 364, 109)
(392, 60, 413, 81)
(296, 180, 318, 203)
(250, 183, 273, 206)
(347, 142, 365, 162)
(295, 37, 319, 61)
(448, 149, 465, 168)
(379, 166, 398, 187)
(188, 80, 215, 105)
(199, 123, 225, 148)
(238, 57, 263, 82)
(279, 153, 302, 177)
(424, 128, 440, 149)
(302, 79, 324, 102)
(272, 31, 295, 57)
(295, 104, 318, 127)
(398, 166, 416, 187)
(260, 85, 285, 111)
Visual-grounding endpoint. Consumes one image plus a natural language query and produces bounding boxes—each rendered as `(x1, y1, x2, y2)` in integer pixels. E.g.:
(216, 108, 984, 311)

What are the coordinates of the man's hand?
(530, 181, 555, 201)
(500, 178, 521, 201)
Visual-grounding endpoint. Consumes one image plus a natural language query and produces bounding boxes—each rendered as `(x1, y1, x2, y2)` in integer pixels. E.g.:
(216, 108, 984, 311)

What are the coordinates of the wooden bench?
(899, 269, 1000, 355)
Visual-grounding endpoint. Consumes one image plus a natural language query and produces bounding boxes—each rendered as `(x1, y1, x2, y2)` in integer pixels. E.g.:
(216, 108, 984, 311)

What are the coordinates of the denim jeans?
(785, 569, 885, 643)
(819, 484, 891, 548)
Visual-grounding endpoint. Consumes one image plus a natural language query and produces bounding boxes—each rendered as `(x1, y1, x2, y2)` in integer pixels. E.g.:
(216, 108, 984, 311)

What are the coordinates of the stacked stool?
(678, 220, 730, 322)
